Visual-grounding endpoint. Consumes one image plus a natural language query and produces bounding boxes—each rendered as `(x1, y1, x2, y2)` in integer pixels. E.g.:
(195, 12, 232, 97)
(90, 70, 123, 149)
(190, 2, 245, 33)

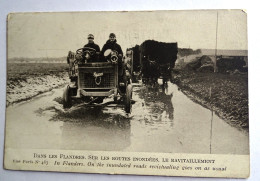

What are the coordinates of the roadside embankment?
(6, 63, 69, 106)
(172, 70, 249, 132)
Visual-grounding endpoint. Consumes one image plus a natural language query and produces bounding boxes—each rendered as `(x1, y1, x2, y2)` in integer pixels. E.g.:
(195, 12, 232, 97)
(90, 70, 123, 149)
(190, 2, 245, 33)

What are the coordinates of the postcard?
(4, 10, 249, 178)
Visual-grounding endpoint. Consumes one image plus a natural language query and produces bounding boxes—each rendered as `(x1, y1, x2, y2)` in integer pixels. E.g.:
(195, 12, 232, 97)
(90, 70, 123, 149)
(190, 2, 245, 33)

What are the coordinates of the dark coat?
(83, 42, 100, 62)
(101, 40, 123, 56)
(101, 40, 124, 75)
(83, 42, 100, 52)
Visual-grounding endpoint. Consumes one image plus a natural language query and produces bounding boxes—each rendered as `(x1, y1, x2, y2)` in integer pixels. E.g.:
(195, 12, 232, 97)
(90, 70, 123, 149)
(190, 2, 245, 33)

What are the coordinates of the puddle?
(5, 82, 249, 154)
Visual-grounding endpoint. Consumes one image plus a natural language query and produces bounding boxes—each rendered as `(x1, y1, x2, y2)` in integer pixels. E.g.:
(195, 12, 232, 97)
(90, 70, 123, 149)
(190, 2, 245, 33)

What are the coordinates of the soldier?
(101, 33, 123, 57)
(101, 33, 125, 80)
(83, 34, 100, 62)
(84, 34, 100, 52)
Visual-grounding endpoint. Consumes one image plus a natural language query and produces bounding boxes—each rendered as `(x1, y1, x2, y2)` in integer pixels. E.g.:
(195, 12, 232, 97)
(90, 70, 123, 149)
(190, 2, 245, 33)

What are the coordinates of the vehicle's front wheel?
(63, 85, 72, 108)
(124, 84, 132, 113)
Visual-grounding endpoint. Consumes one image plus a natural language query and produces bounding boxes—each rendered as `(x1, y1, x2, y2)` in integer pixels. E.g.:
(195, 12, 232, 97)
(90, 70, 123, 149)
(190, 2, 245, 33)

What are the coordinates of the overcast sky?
(7, 10, 247, 58)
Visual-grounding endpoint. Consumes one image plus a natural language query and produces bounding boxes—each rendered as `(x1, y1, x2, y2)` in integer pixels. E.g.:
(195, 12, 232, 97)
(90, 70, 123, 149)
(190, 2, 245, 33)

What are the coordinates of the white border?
(1, 0, 260, 181)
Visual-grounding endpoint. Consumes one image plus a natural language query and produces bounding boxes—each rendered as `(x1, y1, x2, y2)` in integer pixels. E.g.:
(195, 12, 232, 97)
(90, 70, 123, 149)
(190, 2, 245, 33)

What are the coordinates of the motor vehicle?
(64, 47, 132, 113)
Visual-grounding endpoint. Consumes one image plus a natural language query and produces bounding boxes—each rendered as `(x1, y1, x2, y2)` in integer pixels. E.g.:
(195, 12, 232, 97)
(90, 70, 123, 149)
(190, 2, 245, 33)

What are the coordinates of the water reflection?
(6, 81, 248, 154)
(52, 106, 131, 151)
(49, 81, 175, 151)
(137, 82, 174, 127)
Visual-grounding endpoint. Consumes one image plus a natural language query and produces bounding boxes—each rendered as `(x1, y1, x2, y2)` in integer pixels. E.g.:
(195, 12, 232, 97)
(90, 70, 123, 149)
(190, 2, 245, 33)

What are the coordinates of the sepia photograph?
(4, 10, 249, 178)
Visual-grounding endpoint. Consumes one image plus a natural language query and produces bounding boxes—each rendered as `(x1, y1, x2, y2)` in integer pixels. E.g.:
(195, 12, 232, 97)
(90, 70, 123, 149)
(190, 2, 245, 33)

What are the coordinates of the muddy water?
(5, 81, 249, 154)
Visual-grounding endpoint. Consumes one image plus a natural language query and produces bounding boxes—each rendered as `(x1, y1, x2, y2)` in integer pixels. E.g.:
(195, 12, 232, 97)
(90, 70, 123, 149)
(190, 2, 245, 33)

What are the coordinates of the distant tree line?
(8, 57, 67, 63)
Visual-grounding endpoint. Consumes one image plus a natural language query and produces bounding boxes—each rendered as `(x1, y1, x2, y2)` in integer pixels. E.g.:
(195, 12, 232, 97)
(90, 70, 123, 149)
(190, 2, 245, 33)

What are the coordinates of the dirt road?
(5, 81, 249, 154)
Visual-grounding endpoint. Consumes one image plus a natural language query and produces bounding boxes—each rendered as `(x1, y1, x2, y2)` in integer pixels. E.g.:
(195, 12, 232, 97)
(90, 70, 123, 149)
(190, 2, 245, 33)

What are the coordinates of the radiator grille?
(79, 72, 115, 88)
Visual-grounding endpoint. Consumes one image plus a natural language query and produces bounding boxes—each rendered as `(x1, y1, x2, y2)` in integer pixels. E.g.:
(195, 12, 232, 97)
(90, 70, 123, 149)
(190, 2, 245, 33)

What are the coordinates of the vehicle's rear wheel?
(63, 85, 72, 108)
(124, 84, 132, 113)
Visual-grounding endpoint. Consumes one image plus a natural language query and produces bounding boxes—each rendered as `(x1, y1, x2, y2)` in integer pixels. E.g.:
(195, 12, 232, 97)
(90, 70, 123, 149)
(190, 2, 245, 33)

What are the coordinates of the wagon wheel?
(124, 84, 132, 113)
(63, 85, 72, 108)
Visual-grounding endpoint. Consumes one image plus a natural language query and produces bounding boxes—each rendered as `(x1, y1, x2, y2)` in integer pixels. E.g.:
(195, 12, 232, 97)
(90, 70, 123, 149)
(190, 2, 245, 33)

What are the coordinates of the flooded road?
(5, 81, 249, 154)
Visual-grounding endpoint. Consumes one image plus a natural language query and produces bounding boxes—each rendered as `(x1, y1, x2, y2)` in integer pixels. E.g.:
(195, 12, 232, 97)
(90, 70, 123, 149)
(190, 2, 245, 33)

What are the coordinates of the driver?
(83, 34, 100, 62)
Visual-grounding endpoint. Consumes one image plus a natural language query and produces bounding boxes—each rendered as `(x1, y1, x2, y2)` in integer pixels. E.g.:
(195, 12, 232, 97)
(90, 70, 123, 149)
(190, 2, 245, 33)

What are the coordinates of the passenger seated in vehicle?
(101, 33, 130, 91)
(101, 33, 123, 57)
(101, 33, 124, 75)
(83, 34, 100, 62)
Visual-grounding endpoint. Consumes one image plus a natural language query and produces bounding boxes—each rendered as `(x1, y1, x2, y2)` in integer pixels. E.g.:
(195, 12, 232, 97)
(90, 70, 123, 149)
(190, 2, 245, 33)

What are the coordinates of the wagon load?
(129, 45, 141, 72)
(140, 40, 178, 67)
(139, 40, 178, 82)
